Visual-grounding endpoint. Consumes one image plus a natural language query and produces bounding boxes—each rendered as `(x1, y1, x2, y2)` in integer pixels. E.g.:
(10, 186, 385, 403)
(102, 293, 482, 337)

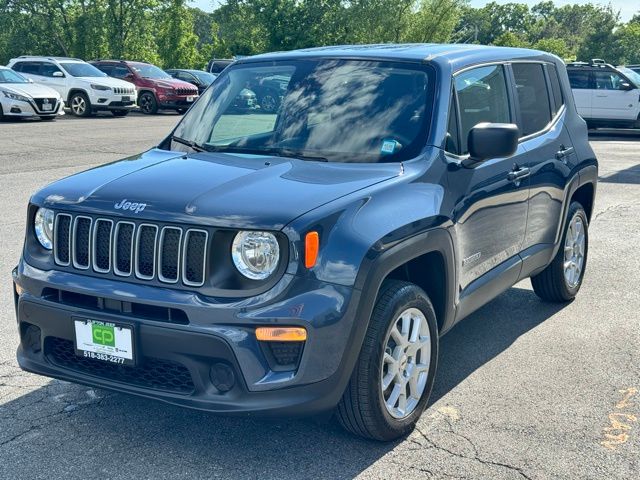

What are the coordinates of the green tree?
(533, 37, 570, 59)
(156, 0, 200, 68)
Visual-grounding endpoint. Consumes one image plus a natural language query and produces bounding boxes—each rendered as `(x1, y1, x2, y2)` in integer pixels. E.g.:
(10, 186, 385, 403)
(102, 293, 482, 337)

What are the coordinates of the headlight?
(231, 231, 280, 280)
(2, 91, 30, 102)
(34, 208, 55, 250)
(90, 84, 111, 91)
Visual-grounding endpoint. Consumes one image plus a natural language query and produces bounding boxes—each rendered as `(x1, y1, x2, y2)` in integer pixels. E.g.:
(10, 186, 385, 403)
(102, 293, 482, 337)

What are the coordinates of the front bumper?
(2, 98, 64, 117)
(87, 91, 136, 111)
(13, 261, 362, 416)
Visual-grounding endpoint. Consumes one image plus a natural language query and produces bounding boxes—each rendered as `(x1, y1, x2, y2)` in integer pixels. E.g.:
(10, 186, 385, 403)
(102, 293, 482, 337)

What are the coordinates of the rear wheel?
(138, 92, 158, 114)
(531, 201, 589, 302)
(111, 110, 129, 117)
(69, 92, 92, 117)
(337, 280, 438, 441)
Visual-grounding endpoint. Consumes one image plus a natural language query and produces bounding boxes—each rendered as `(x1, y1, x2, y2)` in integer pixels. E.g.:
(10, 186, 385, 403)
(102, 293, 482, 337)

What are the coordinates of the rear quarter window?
(512, 63, 552, 137)
(547, 65, 564, 115)
(567, 69, 591, 89)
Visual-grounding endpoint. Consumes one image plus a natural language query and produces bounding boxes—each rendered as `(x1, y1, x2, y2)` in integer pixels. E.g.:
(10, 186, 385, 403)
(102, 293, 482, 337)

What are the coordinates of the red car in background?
(91, 60, 199, 114)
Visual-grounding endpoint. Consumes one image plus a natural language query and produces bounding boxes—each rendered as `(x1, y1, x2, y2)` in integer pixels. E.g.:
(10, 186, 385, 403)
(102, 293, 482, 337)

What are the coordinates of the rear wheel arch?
(571, 182, 595, 222)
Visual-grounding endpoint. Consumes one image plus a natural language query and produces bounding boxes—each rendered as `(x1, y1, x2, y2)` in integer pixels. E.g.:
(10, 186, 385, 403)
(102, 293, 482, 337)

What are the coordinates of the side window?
(96, 64, 113, 76)
(12, 62, 24, 72)
(593, 70, 628, 90)
(454, 65, 511, 155)
(113, 66, 130, 78)
(18, 62, 42, 75)
(567, 70, 591, 89)
(445, 95, 460, 155)
(547, 65, 564, 115)
(40, 62, 63, 78)
(512, 63, 552, 137)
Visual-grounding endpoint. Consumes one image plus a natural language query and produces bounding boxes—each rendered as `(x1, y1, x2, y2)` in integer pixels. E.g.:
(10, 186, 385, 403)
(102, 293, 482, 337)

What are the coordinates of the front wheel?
(69, 92, 92, 117)
(337, 280, 438, 441)
(531, 201, 589, 302)
(176, 108, 188, 115)
(138, 92, 158, 114)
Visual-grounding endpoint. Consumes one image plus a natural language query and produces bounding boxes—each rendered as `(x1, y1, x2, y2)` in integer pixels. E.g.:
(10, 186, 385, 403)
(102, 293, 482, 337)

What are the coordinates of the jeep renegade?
(13, 44, 597, 441)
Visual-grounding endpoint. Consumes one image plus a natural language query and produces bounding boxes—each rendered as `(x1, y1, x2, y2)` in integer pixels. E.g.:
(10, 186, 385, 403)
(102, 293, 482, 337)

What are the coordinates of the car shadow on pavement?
(0, 285, 564, 479)
(588, 129, 640, 141)
(599, 164, 640, 184)
(430, 284, 565, 404)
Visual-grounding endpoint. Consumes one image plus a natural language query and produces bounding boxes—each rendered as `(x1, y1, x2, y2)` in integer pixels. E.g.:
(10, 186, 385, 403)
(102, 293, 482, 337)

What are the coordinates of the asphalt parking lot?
(0, 114, 638, 479)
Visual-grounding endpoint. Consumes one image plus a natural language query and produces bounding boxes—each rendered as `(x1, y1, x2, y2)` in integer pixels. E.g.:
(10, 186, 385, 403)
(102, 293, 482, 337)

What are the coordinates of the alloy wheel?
(564, 214, 585, 287)
(381, 307, 431, 419)
(71, 96, 86, 115)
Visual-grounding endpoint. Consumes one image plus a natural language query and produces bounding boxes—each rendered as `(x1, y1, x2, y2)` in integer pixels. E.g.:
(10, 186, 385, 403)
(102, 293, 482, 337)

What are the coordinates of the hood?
(147, 77, 197, 90)
(0, 82, 61, 99)
(78, 76, 135, 90)
(33, 149, 401, 230)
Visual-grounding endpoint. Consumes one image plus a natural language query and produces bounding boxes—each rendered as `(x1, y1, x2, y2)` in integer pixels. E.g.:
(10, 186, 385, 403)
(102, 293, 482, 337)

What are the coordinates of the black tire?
(69, 92, 92, 117)
(39, 116, 56, 121)
(176, 108, 188, 115)
(336, 280, 439, 441)
(138, 92, 158, 114)
(111, 110, 129, 117)
(0, 104, 4, 121)
(531, 201, 589, 302)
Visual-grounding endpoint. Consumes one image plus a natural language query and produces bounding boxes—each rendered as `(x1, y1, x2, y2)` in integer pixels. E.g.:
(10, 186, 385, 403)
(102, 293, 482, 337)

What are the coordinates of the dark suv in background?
(13, 45, 596, 441)
(92, 60, 199, 114)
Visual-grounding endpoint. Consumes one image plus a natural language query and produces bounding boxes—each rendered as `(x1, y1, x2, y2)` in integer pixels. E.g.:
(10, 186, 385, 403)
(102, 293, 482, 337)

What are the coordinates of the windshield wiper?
(276, 148, 328, 162)
(172, 136, 205, 152)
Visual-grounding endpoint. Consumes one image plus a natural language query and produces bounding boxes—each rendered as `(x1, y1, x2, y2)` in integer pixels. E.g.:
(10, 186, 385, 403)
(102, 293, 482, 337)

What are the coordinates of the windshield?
(172, 59, 433, 163)
(0, 69, 28, 83)
(618, 67, 640, 87)
(60, 62, 107, 78)
(133, 64, 171, 79)
(193, 71, 216, 85)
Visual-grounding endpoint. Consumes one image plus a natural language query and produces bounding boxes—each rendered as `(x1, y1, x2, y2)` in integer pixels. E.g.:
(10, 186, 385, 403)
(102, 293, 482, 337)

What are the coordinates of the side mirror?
(620, 81, 634, 91)
(27, 78, 34, 83)
(466, 123, 519, 165)
(52, 71, 64, 78)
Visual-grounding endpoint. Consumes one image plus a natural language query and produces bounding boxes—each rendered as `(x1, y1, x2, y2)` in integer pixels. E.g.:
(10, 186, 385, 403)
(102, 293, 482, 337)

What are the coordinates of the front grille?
(113, 87, 135, 95)
(176, 88, 198, 96)
(54, 213, 208, 287)
(33, 98, 58, 112)
(46, 337, 195, 394)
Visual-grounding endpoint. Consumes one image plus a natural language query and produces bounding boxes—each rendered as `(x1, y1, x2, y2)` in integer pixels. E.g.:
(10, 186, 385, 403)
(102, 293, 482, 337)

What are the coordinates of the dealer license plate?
(42, 103, 53, 111)
(74, 319, 134, 365)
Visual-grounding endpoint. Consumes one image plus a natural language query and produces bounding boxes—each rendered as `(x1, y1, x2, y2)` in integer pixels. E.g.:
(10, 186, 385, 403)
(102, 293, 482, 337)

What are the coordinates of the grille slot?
(135, 224, 158, 280)
(114, 222, 135, 276)
(54, 214, 72, 266)
(53, 213, 208, 287)
(158, 227, 182, 283)
(92, 219, 113, 273)
(72, 216, 92, 269)
(183, 229, 208, 286)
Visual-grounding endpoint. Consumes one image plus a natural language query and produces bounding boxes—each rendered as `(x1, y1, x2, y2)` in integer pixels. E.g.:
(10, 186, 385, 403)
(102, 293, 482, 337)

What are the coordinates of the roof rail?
(16, 55, 82, 61)
(591, 58, 606, 64)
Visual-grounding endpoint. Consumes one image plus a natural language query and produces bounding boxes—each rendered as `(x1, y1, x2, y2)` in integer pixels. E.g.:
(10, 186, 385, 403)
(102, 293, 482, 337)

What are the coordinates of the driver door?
(591, 69, 638, 121)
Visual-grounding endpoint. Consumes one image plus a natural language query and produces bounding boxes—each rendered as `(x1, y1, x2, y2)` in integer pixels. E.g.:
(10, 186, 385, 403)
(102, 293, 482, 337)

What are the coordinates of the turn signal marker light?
(305, 231, 319, 269)
(256, 327, 307, 342)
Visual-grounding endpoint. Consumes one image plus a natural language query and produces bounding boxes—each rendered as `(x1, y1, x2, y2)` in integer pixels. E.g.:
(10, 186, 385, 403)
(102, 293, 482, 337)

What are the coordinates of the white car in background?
(0, 66, 64, 121)
(566, 60, 640, 129)
(7, 56, 136, 117)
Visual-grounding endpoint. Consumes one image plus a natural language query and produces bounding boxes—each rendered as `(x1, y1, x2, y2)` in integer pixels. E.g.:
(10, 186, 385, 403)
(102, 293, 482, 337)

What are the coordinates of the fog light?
(22, 324, 42, 353)
(210, 362, 235, 392)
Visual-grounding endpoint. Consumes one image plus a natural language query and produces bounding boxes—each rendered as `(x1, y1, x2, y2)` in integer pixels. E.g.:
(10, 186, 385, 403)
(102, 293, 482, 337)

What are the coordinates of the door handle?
(507, 167, 530, 183)
(556, 145, 574, 161)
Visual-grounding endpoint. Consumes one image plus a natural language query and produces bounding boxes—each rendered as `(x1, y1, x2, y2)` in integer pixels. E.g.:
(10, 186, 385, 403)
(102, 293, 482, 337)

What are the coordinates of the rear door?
(591, 69, 639, 121)
(567, 68, 592, 119)
(447, 64, 529, 295)
(510, 62, 576, 273)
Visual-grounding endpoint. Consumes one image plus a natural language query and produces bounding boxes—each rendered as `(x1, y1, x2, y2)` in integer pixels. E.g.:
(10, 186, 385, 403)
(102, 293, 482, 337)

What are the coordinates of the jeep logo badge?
(114, 198, 147, 213)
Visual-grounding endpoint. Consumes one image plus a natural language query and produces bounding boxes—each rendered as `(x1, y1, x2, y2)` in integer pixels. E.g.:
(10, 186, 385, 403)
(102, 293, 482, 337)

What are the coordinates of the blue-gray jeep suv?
(13, 44, 597, 440)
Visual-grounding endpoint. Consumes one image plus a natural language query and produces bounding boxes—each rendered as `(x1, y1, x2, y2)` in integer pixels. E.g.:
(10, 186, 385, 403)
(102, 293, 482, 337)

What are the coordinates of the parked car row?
(0, 56, 212, 121)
